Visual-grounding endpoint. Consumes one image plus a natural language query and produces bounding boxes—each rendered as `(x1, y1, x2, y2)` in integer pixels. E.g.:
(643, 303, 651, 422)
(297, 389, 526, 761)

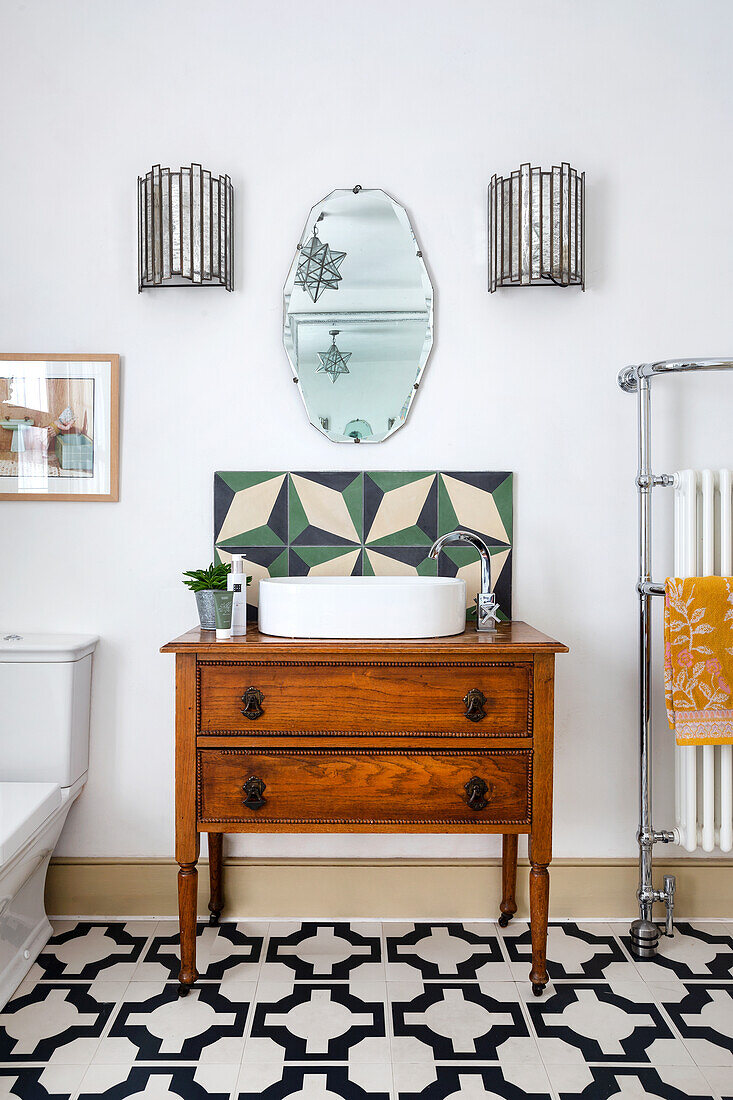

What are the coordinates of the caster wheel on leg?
(531, 983, 546, 997)
(177, 984, 191, 998)
(208, 912, 220, 927)
(498, 912, 512, 928)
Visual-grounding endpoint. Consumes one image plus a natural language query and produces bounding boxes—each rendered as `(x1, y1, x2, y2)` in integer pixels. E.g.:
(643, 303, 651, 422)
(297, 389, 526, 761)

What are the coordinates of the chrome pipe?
(640, 358, 733, 380)
(619, 359, 733, 393)
(629, 375, 677, 955)
(637, 375, 655, 929)
(620, 355, 733, 956)
(639, 581, 665, 596)
(655, 829, 678, 843)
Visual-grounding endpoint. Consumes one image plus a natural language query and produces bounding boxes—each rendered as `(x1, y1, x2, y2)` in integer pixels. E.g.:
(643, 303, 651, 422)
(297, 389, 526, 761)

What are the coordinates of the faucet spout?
(428, 529, 499, 632)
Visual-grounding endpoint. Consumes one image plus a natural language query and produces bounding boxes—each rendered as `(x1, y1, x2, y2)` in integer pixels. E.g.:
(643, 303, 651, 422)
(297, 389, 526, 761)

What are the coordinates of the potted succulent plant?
(182, 561, 231, 630)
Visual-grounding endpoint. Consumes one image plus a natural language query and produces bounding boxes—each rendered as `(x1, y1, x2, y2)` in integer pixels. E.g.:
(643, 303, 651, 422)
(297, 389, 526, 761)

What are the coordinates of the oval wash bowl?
(258, 576, 467, 639)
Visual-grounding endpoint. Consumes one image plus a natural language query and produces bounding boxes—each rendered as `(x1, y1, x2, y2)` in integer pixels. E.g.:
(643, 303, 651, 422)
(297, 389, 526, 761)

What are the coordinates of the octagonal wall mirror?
(283, 187, 434, 444)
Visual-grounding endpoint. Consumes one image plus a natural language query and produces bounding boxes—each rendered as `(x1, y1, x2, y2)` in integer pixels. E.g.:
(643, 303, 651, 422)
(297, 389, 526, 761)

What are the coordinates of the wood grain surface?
(197, 747, 532, 830)
(198, 661, 532, 735)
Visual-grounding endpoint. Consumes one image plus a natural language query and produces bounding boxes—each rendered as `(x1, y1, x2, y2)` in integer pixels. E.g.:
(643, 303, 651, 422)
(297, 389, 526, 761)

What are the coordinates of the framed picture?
(0, 354, 119, 501)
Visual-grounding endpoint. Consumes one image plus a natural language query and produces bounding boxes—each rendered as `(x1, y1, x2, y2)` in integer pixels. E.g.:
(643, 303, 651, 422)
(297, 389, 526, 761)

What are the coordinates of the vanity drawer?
(197, 661, 532, 735)
(197, 747, 532, 830)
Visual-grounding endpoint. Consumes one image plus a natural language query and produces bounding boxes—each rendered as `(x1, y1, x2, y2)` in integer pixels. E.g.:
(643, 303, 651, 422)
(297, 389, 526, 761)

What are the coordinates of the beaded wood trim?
(197, 729, 530, 738)
(208, 747, 532, 757)
(197, 659, 530, 667)
(197, 818, 528, 826)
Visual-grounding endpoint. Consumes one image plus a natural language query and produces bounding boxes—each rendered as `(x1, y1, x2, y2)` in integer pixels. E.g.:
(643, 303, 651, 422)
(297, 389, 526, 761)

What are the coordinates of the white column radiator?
(673, 468, 733, 852)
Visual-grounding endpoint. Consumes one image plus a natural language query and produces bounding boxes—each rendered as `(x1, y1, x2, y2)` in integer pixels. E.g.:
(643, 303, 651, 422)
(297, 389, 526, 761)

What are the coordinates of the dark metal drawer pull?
(464, 775, 493, 811)
(242, 775, 267, 810)
(241, 686, 264, 720)
(463, 688, 487, 722)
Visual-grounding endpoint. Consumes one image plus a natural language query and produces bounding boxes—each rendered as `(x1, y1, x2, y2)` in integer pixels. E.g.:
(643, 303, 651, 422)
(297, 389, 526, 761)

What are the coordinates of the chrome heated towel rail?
(618, 358, 733, 959)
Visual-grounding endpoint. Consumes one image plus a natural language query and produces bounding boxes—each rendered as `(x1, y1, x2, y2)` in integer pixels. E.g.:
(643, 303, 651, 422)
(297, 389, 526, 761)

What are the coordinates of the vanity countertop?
(161, 620, 568, 656)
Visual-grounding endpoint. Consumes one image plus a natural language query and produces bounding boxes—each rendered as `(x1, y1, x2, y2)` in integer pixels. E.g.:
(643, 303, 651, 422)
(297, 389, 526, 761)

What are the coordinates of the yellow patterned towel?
(664, 577, 733, 745)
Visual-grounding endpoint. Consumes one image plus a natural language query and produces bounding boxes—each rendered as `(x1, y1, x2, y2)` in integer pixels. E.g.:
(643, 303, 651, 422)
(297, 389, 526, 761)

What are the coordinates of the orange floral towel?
(664, 577, 733, 745)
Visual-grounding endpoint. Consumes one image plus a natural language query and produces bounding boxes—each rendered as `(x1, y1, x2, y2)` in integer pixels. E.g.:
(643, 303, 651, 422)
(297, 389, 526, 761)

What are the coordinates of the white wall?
(2, 0, 732, 863)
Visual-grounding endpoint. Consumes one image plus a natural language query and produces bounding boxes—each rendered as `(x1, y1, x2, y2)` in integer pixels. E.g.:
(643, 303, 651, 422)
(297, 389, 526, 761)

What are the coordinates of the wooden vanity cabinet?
(162, 622, 567, 996)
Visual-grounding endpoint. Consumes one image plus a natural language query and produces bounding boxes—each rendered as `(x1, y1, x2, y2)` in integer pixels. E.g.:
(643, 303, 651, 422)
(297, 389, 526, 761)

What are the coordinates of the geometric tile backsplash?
(214, 471, 512, 623)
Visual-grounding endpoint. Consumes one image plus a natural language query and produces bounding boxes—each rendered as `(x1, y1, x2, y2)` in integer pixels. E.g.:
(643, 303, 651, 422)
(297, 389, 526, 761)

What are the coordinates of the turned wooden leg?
(175, 654, 200, 997)
(529, 653, 555, 998)
(529, 862, 550, 995)
(177, 861, 199, 995)
(208, 833, 224, 925)
(498, 834, 518, 927)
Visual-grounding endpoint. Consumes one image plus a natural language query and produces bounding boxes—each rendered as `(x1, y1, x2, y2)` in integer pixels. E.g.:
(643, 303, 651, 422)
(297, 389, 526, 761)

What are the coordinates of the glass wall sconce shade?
(488, 162, 584, 291)
(138, 164, 234, 290)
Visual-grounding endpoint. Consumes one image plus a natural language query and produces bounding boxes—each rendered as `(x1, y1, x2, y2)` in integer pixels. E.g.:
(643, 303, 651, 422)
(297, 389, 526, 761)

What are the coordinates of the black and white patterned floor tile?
(138, 921, 266, 981)
(703, 1065, 733, 1099)
(501, 922, 635, 981)
(6, 919, 733, 1097)
(76, 1063, 238, 1099)
(34, 922, 156, 982)
(244, 979, 389, 1063)
(392, 1063, 555, 1099)
(384, 922, 510, 981)
(546, 1063, 717, 1099)
(94, 979, 254, 1064)
(390, 979, 539, 1064)
(0, 1065, 87, 1099)
(522, 980, 693, 1065)
(0, 980, 124, 1064)
(616, 922, 733, 982)
(263, 922, 383, 981)
(236, 1063, 393, 1100)
(651, 980, 733, 1066)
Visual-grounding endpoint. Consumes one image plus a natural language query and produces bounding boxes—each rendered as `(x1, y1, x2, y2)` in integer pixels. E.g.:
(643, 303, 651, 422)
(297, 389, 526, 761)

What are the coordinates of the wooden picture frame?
(0, 354, 119, 501)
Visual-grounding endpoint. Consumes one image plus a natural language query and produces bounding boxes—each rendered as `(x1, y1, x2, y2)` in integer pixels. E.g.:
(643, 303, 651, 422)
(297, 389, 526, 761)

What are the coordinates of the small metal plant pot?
(195, 590, 217, 630)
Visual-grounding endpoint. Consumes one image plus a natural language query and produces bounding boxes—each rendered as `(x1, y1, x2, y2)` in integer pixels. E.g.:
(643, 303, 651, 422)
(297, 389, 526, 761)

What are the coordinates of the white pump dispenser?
(228, 555, 249, 636)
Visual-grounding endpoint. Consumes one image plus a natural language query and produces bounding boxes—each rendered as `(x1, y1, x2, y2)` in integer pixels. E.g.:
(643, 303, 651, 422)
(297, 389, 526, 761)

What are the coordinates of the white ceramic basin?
(258, 576, 467, 639)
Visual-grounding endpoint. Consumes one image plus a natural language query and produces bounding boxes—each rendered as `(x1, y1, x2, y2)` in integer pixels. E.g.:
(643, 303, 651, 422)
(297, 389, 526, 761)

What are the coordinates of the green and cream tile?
(214, 470, 512, 622)
(214, 471, 288, 548)
(364, 547, 438, 577)
(289, 545, 363, 577)
(289, 472, 363, 546)
(437, 472, 513, 621)
(363, 471, 437, 547)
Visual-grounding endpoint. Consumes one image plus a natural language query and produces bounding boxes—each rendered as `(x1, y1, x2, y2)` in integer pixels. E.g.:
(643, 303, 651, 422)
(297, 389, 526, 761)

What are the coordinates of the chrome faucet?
(428, 530, 500, 632)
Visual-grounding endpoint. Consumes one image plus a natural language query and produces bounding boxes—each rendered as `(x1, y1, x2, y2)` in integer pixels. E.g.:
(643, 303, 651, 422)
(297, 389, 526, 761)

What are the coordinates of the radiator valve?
(663, 874, 676, 938)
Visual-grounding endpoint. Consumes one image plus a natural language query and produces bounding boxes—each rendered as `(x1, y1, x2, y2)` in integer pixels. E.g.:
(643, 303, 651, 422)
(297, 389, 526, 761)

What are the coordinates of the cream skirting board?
(46, 857, 733, 920)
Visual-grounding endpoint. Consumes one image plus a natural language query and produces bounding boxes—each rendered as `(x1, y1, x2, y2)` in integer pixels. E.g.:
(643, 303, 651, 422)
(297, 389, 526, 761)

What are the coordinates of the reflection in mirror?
(283, 188, 434, 444)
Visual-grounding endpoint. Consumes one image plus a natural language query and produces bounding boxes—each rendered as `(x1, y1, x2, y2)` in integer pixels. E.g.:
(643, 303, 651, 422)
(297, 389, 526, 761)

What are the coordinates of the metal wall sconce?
(488, 162, 584, 291)
(138, 163, 234, 291)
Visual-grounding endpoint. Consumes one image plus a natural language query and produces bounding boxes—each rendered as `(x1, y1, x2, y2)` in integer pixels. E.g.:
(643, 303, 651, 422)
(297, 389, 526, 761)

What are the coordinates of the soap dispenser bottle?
(228, 554, 249, 636)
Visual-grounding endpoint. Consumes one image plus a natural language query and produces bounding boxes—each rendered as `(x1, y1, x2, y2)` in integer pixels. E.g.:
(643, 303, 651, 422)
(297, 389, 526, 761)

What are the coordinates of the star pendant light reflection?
(316, 330, 352, 383)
